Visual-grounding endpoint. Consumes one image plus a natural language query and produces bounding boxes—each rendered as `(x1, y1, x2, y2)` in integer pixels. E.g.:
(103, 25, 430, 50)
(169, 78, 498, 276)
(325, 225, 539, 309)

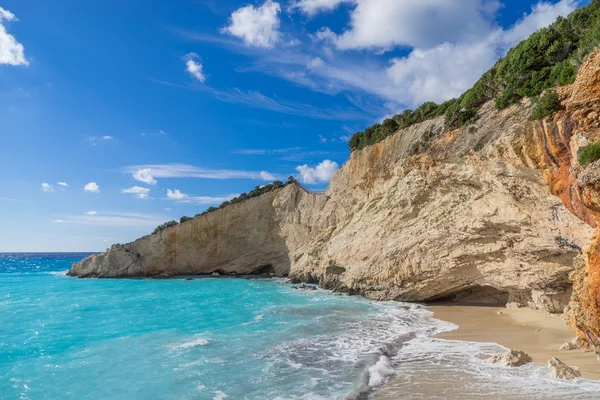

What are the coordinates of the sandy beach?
(431, 305, 600, 380)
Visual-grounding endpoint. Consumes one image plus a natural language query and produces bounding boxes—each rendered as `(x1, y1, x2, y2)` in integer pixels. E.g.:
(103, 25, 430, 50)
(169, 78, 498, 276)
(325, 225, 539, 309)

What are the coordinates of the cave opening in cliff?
(251, 264, 276, 275)
(427, 285, 510, 306)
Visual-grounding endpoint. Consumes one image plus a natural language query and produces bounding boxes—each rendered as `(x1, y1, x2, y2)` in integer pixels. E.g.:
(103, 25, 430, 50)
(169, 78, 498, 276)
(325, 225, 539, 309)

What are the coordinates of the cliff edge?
(70, 50, 600, 337)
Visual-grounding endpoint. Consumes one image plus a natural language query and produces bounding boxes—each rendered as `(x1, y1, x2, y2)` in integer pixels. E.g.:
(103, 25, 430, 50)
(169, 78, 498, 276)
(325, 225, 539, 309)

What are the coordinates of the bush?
(180, 216, 193, 224)
(579, 142, 600, 166)
(185, 178, 296, 225)
(152, 220, 179, 235)
(347, 0, 600, 152)
(531, 89, 562, 120)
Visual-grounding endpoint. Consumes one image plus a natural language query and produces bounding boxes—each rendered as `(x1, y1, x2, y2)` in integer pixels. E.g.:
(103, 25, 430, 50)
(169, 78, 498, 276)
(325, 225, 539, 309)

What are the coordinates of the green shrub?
(530, 89, 562, 120)
(152, 220, 179, 235)
(579, 142, 600, 166)
(180, 216, 192, 224)
(184, 178, 296, 226)
(347, 0, 600, 152)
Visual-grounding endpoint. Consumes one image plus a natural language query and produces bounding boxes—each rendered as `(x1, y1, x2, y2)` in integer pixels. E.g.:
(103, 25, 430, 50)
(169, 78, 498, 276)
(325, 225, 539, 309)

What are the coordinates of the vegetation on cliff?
(349, 0, 600, 152)
(152, 177, 297, 235)
(530, 89, 562, 120)
(579, 142, 600, 166)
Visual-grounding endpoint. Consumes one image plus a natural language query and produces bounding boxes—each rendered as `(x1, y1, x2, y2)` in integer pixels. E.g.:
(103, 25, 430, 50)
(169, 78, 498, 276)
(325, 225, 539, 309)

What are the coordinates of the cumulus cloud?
(133, 168, 158, 185)
(184, 52, 206, 83)
(319, 0, 499, 50)
(269, 0, 580, 108)
(295, 160, 339, 184)
(57, 182, 69, 187)
(221, 0, 281, 48)
(84, 182, 100, 193)
(84, 210, 97, 215)
(259, 171, 276, 180)
(0, 7, 28, 66)
(41, 183, 54, 192)
(121, 186, 150, 199)
(383, 0, 579, 104)
(167, 189, 187, 200)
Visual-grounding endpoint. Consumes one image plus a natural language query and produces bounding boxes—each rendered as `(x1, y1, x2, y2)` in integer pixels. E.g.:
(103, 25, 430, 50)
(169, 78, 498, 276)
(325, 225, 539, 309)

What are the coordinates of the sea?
(2, 253, 600, 400)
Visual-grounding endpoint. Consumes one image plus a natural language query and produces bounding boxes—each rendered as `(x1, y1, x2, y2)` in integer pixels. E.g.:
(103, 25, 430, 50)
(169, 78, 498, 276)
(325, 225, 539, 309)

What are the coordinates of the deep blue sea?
(2, 253, 600, 400)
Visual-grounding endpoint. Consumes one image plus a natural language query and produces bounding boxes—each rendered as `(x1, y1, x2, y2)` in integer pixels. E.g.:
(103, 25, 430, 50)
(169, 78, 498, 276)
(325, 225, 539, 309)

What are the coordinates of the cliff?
(70, 50, 600, 336)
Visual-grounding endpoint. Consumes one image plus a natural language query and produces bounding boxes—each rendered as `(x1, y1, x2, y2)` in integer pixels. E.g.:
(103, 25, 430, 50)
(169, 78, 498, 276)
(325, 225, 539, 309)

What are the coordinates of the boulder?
(485, 349, 532, 367)
(559, 337, 585, 351)
(211, 272, 220, 277)
(184, 277, 194, 281)
(548, 357, 581, 380)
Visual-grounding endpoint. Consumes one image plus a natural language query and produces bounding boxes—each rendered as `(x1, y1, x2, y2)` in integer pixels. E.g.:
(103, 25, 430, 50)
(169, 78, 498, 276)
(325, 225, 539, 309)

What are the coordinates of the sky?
(0, 0, 590, 251)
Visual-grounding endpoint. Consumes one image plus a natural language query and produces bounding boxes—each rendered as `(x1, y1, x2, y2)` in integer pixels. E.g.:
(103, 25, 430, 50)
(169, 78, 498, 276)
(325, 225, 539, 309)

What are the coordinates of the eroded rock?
(485, 349, 533, 367)
(548, 357, 581, 380)
(559, 337, 585, 351)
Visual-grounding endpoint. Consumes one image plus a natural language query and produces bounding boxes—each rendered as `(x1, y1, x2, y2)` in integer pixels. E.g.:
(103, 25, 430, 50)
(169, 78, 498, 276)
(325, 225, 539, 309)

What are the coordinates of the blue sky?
(0, 0, 589, 251)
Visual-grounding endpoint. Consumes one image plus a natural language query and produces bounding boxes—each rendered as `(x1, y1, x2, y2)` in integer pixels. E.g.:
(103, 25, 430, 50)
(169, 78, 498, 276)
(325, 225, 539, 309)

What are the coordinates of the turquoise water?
(2, 253, 600, 400)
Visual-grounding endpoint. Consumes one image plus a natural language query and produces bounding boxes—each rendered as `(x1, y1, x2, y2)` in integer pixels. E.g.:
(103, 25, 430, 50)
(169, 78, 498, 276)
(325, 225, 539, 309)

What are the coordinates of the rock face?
(70, 51, 600, 328)
(559, 337, 585, 351)
(548, 357, 582, 380)
(486, 349, 533, 367)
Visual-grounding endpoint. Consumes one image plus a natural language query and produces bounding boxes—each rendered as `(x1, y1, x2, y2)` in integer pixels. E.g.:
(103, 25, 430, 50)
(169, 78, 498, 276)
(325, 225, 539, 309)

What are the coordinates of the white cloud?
(133, 168, 158, 185)
(384, 0, 579, 104)
(262, 0, 580, 108)
(327, 0, 499, 51)
(125, 164, 283, 182)
(221, 0, 281, 48)
(295, 160, 339, 184)
(167, 189, 235, 205)
(167, 189, 187, 200)
(57, 182, 69, 187)
(53, 212, 169, 228)
(84, 210, 97, 215)
(289, 0, 350, 16)
(0, 7, 28, 66)
(259, 171, 276, 181)
(165, 207, 172, 211)
(89, 136, 114, 143)
(84, 182, 100, 193)
(184, 52, 206, 83)
(41, 183, 54, 192)
(121, 186, 150, 199)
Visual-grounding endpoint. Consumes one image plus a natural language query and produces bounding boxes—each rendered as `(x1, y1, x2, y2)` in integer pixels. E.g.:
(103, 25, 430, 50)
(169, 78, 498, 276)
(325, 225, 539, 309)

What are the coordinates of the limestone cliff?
(70, 50, 600, 330)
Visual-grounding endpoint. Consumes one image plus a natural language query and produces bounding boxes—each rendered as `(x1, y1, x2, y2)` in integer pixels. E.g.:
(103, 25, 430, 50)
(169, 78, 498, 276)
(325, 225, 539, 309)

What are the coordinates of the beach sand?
(431, 305, 600, 380)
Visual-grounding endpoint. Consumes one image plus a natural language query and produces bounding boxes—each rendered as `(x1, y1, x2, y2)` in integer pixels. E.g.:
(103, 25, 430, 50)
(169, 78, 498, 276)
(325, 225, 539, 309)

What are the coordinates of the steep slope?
(70, 50, 600, 330)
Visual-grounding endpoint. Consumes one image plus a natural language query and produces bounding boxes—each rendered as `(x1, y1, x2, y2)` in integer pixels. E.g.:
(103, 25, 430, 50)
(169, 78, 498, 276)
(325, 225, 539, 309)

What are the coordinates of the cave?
(428, 285, 510, 306)
(252, 264, 276, 275)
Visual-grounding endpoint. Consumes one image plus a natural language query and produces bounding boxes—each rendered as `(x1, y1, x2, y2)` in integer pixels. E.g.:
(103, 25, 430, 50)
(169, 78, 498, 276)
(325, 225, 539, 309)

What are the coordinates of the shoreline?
(430, 304, 600, 380)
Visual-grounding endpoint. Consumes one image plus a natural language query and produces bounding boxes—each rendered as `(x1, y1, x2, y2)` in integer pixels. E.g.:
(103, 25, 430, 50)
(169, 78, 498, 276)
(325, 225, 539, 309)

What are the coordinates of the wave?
(168, 338, 210, 350)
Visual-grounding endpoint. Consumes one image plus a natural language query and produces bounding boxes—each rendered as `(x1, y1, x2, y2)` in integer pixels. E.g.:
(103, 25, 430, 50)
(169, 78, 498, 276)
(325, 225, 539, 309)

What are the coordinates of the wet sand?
(431, 305, 600, 380)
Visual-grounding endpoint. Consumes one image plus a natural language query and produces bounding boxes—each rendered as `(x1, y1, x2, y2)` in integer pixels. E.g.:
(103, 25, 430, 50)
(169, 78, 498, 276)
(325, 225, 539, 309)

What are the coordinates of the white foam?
(213, 390, 228, 400)
(49, 270, 69, 276)
(368, 355, 394, 387)
(168, 338, 210, 350)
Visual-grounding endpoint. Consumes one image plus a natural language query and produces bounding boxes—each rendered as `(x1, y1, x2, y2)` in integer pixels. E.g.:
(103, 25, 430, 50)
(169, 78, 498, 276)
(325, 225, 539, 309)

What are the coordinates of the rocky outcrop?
(559, 337, 585, 351)
(548, 357, 582, 380)
(485, 349, 533, 367)
(70, 51, 600, 327)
